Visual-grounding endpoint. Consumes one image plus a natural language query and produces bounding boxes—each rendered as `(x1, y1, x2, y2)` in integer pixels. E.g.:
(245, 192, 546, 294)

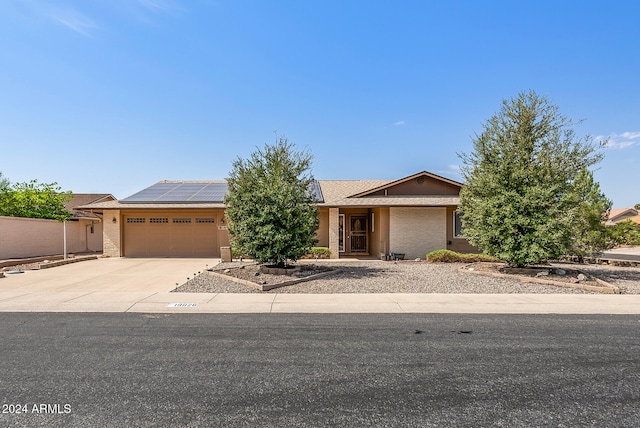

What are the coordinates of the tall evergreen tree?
(224, 137, 319, 267)
(458, 91, 606, 267)
(569, 169, 614, 262)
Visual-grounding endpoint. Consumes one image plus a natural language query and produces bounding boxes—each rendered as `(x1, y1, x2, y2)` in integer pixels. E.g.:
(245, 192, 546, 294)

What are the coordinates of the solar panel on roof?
(121, 181, 322, 203)
(180, 184, 208, 191)
(310, 180, 324, 203)
(121, 181, 229, 203)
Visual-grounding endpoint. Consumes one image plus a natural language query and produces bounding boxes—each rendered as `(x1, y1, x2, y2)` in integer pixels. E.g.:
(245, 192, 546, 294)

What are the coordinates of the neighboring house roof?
(606, 208, 639, 226)
(65, 194, 115, 219)
(79, 172, 463, 211)
(608, 208, 638, 221)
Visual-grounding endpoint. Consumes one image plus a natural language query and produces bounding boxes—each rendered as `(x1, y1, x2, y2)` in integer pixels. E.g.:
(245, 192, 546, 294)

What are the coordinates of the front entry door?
(349, 215, 367, 253)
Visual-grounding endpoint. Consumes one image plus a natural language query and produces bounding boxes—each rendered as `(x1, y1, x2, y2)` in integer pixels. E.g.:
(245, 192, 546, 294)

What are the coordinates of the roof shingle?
(80, 172, 463, 211)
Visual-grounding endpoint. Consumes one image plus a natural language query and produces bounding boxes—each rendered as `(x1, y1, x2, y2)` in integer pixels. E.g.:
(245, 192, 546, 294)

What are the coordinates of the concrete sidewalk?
(0, 290, 639, 314)
(1, 257, 639, 314)
(602, 246, 640, 263)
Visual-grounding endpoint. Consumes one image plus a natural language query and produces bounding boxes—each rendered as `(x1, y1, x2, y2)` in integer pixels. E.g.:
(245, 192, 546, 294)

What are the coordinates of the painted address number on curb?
(167, 303, 198, 308)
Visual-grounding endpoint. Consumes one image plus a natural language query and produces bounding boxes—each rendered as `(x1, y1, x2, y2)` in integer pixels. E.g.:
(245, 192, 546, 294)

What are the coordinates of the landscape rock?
(175, 261, 634, 294)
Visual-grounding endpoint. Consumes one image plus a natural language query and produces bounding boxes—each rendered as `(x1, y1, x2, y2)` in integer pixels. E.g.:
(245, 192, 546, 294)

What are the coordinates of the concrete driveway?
(0, 257, 216, 293)
(0, 258, 218, 312)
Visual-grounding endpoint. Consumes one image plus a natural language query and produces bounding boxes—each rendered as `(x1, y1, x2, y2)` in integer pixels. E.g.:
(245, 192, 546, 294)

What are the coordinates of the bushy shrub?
(231, 247, 247, 259)
(608, 220, 640, 246)
(426, 249, 499, 263)
(303, 247, 332, 259)
(426, 250, 459, 263)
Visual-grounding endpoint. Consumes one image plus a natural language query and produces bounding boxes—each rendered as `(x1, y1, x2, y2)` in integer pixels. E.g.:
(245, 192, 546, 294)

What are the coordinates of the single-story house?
(63, 193, 116, 253)
(80, 171, 477, 259)
(605, 208, 639, 226)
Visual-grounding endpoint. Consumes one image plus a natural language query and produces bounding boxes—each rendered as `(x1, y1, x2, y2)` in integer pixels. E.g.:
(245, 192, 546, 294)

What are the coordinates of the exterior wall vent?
(173, 218, 192, 223)
(196, 218, 215, 223)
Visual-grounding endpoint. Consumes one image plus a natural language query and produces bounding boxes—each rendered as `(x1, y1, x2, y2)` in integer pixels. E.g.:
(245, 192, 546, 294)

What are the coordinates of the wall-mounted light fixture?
(112, 217, 117, 224)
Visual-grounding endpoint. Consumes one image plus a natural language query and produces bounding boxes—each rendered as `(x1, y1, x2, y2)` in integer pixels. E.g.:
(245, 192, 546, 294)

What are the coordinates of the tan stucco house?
(80, 171, 476, 259)
(605, 208, 639, 226)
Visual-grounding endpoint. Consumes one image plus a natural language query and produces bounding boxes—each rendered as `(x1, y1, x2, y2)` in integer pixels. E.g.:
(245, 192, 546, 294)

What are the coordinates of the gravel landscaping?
(572, 262, 640, 294)
(174, 260, 640, 294)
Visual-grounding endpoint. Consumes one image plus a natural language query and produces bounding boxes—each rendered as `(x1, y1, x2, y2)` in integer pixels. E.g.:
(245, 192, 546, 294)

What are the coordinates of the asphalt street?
(1, 313, 639, 427)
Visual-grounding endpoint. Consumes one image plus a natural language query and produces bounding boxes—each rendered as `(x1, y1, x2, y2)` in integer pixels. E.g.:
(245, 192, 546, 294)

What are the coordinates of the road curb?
(39, 255, 99, 269)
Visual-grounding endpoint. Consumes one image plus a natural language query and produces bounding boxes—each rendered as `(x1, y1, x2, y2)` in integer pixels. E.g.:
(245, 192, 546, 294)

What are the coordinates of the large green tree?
(0, 177, 72, 221)
(569, 169, 615, 262)
(224, 138, 319, 267)
(0, 171, 9, 191)
(458, 91, 606, 267)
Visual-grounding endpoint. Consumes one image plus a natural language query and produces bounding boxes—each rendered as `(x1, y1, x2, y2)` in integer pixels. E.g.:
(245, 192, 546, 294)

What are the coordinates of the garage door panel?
(124, 217, 149, 257)
(124, 213, 219, 257)
(192, 223, 217, 256)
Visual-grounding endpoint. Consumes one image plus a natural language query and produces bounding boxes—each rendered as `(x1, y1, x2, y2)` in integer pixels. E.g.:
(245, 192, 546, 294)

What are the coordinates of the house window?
(150, 218, 168, 223)
(126, 218, 146, 223)
(453, 211, 465, 238)
(173, 218, 192, 223)
(196, 218, 215, 223)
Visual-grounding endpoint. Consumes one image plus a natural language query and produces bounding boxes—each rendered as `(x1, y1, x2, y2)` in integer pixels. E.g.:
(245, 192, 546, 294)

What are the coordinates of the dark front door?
(349, 216, 367, 253)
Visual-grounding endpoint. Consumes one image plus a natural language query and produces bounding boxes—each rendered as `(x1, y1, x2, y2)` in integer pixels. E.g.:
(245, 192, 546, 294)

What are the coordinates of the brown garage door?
(124, 215, 218, 257)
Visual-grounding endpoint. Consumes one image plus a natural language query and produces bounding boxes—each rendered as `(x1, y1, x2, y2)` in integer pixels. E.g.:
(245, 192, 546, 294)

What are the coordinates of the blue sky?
(1, 1, 638, 207)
